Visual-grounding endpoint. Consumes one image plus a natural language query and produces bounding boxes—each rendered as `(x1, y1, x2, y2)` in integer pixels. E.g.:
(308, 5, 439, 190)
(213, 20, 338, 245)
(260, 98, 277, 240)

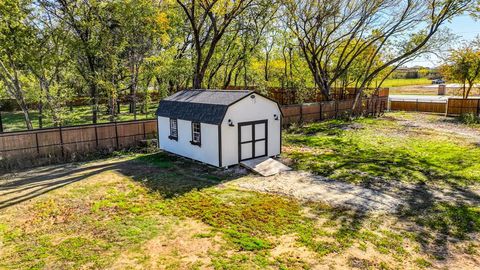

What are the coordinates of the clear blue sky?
(406, 15, 480, 68)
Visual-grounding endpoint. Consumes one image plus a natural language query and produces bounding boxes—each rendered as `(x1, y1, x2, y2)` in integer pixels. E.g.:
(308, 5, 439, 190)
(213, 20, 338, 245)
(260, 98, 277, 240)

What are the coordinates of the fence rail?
(390, 99, 447, 114)
(0, 119, 157, 169)
(446, 98, 480, 116)
(281, 97, 388, 125)
(390, 98, 480, 116)
(1, 97, 389, 170)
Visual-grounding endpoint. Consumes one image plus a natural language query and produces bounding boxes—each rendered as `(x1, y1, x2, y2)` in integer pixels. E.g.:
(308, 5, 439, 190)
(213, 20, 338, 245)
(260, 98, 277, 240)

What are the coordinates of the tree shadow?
(0, 162, 121, 210)
(286, 125, 480, 261)
(0, 152, 245, 210)
(115, 152, 246, 199)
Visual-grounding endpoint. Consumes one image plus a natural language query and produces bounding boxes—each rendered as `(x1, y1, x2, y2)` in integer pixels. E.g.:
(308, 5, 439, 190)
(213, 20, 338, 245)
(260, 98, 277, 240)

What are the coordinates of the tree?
(176, 0, 255, 89)
(27, 3, 70, 127)
(115, 0, 169, 119)
(0, 0, 35, 129)
(39, 0, 114, 124)
(283, 0, 471, 105)
(441, 39, 480, 98)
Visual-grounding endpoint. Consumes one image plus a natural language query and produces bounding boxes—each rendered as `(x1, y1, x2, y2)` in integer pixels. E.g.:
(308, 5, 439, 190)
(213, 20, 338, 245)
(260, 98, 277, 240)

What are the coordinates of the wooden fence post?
(445, 99, 449, 116)
(300, 104, 303, 123)
(35, 132, 40, 154)
(115, 122, 119, 149)
(319, 102, 323, 121)
(477, 100, 480, 116)
(94, 125, 99, 147)
(335, 100, 338, 118)
(143, 121, 146, 139)
(59, 126, 65, 158)
(0, 111, 3, 133)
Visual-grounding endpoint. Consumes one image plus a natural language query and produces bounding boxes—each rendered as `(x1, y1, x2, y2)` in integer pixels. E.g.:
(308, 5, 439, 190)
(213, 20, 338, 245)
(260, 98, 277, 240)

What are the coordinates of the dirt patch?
(393, 113, 480, 142)
(109, 219, 221, 270)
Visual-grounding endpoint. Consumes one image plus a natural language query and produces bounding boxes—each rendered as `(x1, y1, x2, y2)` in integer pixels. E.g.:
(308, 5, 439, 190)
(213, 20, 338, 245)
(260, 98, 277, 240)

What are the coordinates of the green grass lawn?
(1, 103, 158, 132)
(378, 78, 432, 88)
(1, 113, 479, 269)
(283, 112, 480, 186)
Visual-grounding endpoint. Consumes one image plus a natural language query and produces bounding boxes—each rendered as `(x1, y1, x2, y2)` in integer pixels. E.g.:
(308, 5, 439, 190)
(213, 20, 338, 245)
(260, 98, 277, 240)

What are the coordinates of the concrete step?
(240, 157, 291, 177)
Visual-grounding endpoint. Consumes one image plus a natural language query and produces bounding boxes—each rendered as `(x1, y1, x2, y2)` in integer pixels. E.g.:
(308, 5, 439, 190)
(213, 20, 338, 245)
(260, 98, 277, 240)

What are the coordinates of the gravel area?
(236, 171, 402, 213)
(236, 170, 480, 214)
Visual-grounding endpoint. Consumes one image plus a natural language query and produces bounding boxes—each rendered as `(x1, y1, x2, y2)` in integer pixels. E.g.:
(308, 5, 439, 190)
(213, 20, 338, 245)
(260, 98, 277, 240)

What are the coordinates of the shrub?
(459, 113, 480, 125)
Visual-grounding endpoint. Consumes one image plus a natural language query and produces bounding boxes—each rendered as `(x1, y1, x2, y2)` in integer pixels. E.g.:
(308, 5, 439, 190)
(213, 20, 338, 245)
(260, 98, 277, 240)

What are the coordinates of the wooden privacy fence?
(390, 100, 447, 114)
(389, 98, 480, 116)
(446, 98, 480, 116)
(281, 97, 388, 125)
(0, 119, 157, 169)
(0, 98, 388, 169)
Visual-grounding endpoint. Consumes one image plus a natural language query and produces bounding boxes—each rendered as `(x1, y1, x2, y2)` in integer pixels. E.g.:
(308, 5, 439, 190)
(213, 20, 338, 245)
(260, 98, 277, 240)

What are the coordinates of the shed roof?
(156, 90, 255, 125)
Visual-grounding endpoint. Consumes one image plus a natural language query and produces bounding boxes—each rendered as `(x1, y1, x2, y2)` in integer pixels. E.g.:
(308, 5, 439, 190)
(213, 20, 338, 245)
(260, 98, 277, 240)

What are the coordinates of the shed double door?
(238, 120, 268, 162)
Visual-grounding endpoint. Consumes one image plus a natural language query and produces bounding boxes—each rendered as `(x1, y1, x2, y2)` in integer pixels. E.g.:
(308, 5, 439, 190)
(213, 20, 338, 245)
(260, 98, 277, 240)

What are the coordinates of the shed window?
(191, 122, 201, 146)
(169, 118, 178, 140)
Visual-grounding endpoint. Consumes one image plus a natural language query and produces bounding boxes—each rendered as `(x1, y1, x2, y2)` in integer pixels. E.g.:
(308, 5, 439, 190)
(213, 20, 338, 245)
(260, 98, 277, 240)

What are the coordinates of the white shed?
(155, 90, 282, 167)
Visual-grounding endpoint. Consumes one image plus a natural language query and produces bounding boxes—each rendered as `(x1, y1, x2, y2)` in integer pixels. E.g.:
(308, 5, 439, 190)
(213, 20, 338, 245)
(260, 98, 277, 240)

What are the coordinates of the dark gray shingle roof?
(156, 90, 254, 125)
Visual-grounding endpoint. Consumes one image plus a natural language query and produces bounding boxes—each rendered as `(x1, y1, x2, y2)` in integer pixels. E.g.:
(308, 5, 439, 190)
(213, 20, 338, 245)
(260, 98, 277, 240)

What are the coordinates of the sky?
(406, 15, 480, 68)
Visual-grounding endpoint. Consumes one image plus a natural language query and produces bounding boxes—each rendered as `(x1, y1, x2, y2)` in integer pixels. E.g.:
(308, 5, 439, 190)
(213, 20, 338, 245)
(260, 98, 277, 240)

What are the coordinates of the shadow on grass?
(117, 152, 244, 198)
(285, 119, 480, 260)
(0, 151, 244, 210)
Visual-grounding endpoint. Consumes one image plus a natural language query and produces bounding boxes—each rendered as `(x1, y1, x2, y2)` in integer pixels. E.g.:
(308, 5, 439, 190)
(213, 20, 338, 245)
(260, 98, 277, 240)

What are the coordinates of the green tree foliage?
(0, 0, 475, 130)
(441, 38, 480, 98)
(0, 0, 35, 129)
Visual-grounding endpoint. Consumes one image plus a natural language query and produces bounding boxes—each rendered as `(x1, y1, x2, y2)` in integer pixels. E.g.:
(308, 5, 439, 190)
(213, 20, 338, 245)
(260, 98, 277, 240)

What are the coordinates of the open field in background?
(378, 78, 432, 88)
(390, 85, 480, 96)
(1, 112, 479, 269)
(0, 103, 159, 132)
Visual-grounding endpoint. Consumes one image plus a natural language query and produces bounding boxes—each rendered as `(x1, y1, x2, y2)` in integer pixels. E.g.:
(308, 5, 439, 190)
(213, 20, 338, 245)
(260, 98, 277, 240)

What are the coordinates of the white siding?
(221, 94, 281, 167)
(158, 117, 219, 166)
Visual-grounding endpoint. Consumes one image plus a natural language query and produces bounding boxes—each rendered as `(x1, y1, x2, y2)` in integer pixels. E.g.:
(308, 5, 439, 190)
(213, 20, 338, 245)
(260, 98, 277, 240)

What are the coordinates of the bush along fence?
(0, 119, 157, 170)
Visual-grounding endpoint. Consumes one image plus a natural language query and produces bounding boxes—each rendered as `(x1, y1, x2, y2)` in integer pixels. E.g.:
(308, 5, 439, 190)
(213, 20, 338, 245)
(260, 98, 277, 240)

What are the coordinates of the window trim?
(190, 122, 201, 146)
(168, 118, 178, 141)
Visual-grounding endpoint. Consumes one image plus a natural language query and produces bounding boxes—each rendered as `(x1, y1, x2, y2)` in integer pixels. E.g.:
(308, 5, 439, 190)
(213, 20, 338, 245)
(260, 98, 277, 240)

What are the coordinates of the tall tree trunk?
(90, 83, 98, 124)
(265, 49, 270, 81)
(14, 86, 33, 130)
(38, 102, 43, 129)
(17, 96, 33, 130)
(288, 48, 293, 86)
(40, 78, 60, 127)
(0, 61, 33, 129)
(282, 46, 287, 87)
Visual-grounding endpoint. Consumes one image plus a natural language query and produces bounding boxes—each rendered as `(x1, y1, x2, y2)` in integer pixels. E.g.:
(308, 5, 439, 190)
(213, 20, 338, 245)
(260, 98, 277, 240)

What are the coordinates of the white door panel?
(241, 125, 252, 142)
(254, 141, 266, 156)
(255, 123, 266, 139)
(241, 143, 253, 160)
